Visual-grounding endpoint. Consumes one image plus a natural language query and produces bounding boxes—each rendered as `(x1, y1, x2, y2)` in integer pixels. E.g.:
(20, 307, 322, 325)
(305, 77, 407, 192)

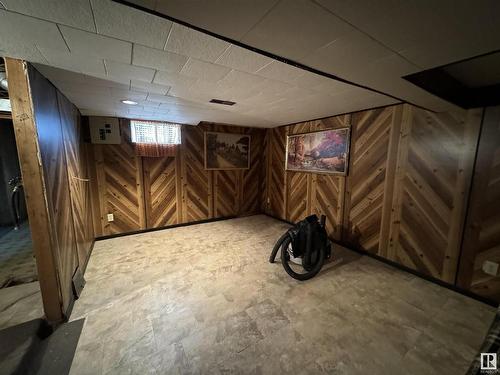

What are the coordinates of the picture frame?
(204, 131, 251, 170)
(285, 127, 350, 175)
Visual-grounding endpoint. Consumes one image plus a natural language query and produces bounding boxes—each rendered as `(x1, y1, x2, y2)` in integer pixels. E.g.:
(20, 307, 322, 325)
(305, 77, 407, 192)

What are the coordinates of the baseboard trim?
(263, 213, 498, 307)
(95, 216, 237, 241)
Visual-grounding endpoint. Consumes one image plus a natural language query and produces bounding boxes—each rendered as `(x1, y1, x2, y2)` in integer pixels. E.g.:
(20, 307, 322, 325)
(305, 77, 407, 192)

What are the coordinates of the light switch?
(107, 213, 114, 222)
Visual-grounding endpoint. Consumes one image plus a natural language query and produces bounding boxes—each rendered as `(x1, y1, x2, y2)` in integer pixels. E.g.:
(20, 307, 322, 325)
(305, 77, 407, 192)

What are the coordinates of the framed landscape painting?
(285, 127, 350, 175)
(204, 132, 251, 170)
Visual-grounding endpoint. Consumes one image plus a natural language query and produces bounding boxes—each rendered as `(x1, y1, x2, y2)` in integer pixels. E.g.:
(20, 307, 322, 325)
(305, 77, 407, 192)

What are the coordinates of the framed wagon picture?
(204, 132, 251, 170)
(285, 127, 350, 175)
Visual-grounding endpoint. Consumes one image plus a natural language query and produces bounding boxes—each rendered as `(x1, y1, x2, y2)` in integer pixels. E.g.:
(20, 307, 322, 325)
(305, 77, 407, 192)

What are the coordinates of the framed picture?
(204, 131, 251, 170)
(285, 127, 350, 175)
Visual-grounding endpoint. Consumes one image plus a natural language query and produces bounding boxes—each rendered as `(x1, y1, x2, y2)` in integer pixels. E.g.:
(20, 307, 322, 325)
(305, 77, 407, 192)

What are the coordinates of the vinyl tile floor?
(69, 215, 495, 375)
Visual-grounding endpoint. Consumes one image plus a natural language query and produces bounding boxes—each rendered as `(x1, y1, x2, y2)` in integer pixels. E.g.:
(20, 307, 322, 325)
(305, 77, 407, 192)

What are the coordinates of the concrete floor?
(0, 281, 44, 330)
(0, 222, 36, 288)
(69, 215, 495, 374)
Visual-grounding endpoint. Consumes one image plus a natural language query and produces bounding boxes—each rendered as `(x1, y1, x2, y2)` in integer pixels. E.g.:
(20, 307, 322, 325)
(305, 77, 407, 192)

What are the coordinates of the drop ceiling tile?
(165, 24, 230, 62)
(241, 0, 352, 61)
(131, 79, 170, 95)
(180, 58, 231, 82)
(2, 0, 95, 32)
(153, 70, 198, 87)
(300, 31, 394, 78)
(0, 10, 69, 52)
(90, 0, 172, 49)
(59, 25, 132, 63)
(0, 43, 48, 64)
(255, 61, 306, 84)
(215, 44, 272, 73)
(110, 88, 148, 102)
(132, 44, 187, 72)
(155, 0, 279, 40)
(105, 60, 155, 83)
(37, 47, 106, 76)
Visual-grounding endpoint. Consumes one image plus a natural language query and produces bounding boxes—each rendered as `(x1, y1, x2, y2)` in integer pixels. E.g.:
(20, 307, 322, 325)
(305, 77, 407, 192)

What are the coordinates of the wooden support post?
(5, 58, 63, 323)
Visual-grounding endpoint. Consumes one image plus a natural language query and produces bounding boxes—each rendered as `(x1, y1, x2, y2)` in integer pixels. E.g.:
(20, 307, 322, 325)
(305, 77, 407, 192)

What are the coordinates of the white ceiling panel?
(180, 58, 231, 82)
(153, 70, 198, 87)
(91, 0, 172, 49)
(0, 9, 68, 52)
(37, 47, 106, 77)
(154, 0, 279, 41)
(165, 24, 230, 62)
(215, 44, 272, 74)
(105, 60, 155, 82)
(2, 0, 96, 32)
(255, 60, 306, 85)
(131, 79, 170, 95)
(59, 25, 132, 63)
(132, 44, 187, 72)
(241, 0, 351, 61)
(2, 1, 413, 127)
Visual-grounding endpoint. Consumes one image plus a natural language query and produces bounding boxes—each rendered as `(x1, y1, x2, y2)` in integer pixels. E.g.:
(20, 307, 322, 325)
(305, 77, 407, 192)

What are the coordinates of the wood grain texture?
(457, 106, 500, 300)
(389, 105, 481, 282)
(343, 107, 396, 253)
(58, 92, 93, 270)
(143, 156, 178, 228)
(91, 121, 146, 235)
(5, 59, 62, 322)
(89, 122, 265, 233)
(29, 65, 78, 315)
(181, 124, 213, 222)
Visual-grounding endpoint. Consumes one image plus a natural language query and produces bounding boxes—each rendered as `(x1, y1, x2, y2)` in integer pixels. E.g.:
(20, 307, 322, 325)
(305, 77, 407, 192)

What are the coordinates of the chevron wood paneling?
(266, 127, 287, 218)
(457, 106, 500, 301)
(310, 174, 345, 240)
(90, 121, 264, 235)
(388, 106, 481, 282)
(92, 122, 146, 236)
(58, 92, 93, 269)
(241, 128, 264, 215)
(143, 156, 179, 228)
(343, 106, 400, 253)
(181, 124, 213, 222)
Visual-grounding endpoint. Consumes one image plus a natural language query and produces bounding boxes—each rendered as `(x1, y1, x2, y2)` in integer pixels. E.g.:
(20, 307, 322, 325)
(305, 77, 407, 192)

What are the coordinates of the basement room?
(0, 1, 499, 374)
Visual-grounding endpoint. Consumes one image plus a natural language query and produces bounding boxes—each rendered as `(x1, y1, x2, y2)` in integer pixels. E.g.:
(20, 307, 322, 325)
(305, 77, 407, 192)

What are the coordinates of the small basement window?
(130, 120, 181, 157)
(130, 120, 181, 145)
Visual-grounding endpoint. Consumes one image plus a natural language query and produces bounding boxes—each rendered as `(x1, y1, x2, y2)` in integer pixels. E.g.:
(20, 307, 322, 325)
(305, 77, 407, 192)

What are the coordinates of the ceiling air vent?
(210, 99, 236, 106)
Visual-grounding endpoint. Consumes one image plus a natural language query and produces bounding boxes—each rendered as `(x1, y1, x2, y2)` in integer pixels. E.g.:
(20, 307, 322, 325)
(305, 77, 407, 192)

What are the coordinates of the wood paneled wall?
(88, 120, 266, 237)
(8, 63, 94, 320)
(264, 103, 485, 291)
(458, 106, 500, 300)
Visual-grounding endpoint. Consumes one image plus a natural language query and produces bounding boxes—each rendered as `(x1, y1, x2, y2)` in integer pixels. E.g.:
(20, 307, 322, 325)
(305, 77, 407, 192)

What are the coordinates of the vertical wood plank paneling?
(458, 106, 500, 300)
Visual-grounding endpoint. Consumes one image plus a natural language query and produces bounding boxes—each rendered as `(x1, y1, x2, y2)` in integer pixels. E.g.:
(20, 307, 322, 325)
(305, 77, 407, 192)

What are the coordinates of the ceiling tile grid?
(4, 0, 494, 126)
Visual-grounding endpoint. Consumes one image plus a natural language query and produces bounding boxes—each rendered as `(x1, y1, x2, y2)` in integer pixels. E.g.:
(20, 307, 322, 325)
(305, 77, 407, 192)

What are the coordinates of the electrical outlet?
(107, 213, 114, 222)
(482, 261, 499, 276)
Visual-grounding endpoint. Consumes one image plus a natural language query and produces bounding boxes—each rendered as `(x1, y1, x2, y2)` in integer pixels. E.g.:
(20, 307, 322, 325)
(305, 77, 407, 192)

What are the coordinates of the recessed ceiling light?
(121, 99, 138, 105)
